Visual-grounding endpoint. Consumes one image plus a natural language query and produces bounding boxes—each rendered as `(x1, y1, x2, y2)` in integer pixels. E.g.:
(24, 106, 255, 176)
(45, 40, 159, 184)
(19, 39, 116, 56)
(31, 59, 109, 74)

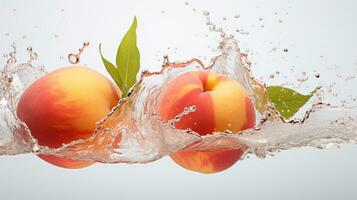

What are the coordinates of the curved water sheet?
(0, 44, 45, 155)
(1, 38, 357, 164)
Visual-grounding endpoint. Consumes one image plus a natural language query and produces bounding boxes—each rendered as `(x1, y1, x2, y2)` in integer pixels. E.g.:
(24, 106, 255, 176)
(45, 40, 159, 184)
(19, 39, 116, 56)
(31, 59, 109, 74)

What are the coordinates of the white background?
(1, 0, 357, 199)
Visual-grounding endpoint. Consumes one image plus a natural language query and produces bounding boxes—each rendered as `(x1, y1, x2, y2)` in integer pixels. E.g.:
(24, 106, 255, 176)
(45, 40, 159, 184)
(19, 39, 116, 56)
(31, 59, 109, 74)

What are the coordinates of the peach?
(157, 71, 255, 173)
(17, 66, 121, 169)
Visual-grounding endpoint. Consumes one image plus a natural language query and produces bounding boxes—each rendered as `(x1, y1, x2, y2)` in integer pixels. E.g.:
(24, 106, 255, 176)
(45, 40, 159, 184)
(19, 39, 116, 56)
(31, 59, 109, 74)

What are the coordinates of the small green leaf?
(116, 16, 140, 97)
(99, 43, 123, 89)
(267, 86, 314, 119)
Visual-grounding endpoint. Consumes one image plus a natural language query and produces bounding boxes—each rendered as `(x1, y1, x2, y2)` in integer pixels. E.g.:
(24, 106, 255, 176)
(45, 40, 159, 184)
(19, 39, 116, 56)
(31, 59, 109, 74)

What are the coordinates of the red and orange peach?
(17, 66, 121, 169)
(157, 71, 255, 173)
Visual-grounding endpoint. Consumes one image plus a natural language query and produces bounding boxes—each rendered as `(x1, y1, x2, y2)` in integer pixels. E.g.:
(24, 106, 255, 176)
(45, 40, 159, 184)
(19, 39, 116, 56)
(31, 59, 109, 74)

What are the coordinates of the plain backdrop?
(1, 0, 357, 200)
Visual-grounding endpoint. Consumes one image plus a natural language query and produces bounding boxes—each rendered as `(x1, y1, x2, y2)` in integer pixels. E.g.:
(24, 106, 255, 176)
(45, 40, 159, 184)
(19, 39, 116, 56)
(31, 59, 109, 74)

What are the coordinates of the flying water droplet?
(67, 41, 90, 64)
(68, 53, 80, 64)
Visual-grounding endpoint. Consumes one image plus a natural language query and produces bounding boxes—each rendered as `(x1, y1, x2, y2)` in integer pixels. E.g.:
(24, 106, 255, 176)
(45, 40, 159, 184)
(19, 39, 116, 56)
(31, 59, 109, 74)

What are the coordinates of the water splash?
(0, 44, 45, 155)
(1, 36, 357, 164)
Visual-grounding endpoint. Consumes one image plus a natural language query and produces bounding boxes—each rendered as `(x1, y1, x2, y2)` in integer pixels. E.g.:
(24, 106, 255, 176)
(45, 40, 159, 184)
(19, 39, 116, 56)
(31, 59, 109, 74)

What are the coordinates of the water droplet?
(31, 52, 38, 60)
(2, 74, 13, 84)
(315, 73, 320, 78)
(203, 11, 210, 16)
(235, 28, 249, 35)
(163, 54, 170, 65)
(68, 53, 79, 64)
(7, 57, 16, 64)
(67, 41, 90, 64)
(297, 75, 308, 83)
(83, 41, 90, 47)
(220, 32, 226, 38)
(209, 24, 216, 31)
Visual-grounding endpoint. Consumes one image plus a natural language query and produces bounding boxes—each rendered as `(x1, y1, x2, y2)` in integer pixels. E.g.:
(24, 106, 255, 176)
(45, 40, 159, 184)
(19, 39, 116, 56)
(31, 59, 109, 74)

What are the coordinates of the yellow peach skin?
(157, 71, 256, 174)
(17, 66, 121, 169)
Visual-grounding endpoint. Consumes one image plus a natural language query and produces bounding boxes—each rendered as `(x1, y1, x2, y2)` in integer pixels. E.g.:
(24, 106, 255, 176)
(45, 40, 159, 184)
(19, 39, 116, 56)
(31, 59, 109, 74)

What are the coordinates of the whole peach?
(17, 66, 121, 169)
(157, 71, 255, 173)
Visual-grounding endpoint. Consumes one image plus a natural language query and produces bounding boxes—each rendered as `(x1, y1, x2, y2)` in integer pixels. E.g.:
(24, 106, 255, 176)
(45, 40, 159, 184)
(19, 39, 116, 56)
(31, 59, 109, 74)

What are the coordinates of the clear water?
(1, 31, 357, 164)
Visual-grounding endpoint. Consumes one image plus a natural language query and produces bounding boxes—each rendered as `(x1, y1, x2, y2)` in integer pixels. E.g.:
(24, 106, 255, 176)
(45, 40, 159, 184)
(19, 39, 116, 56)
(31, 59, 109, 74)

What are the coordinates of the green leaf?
(267, 86, 314, 119)
(116, 16, 140, 97)
(99, 43, 123, 89)
(99, 17, 141, 98)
